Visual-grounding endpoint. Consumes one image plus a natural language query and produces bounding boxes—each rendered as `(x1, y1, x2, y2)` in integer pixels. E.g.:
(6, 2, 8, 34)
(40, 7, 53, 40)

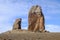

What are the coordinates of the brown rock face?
(28, 5, 45, 32)
(13, 18, 22, 30)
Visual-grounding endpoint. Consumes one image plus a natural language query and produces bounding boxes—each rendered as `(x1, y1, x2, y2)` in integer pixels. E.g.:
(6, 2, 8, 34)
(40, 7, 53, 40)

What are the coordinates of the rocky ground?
(0, 30, 60, 40)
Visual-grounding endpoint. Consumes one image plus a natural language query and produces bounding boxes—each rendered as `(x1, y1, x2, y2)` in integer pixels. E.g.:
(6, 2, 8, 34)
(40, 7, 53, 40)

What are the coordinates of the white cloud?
(22, 26, 28, 30)
(45, 24, 60, 32)
(0, 24, 12, 33)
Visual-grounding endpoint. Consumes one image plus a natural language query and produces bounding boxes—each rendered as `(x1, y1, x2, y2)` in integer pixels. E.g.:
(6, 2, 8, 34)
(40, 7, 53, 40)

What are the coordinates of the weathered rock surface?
(13, 18, 22, 30)
(28, 5, 45, 32)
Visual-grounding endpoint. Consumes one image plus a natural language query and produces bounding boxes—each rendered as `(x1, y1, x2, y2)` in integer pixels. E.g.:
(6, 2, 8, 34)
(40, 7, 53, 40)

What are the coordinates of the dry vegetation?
(0, 30, 60, 40)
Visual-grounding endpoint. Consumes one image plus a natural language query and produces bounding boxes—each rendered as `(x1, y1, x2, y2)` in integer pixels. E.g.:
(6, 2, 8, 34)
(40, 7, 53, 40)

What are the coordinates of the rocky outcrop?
(13, 18, 22, 30)
(28, 5, 45, 32)
(12, 5, 47, 32)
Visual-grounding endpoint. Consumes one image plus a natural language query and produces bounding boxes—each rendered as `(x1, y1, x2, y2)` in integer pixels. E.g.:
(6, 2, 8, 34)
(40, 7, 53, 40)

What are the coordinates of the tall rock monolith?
(28, 5, 45, 32)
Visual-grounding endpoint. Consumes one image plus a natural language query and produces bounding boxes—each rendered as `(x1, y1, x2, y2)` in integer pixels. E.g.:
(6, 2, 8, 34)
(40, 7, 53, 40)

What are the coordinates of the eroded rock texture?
(13, 18, 22, 30)
(28, 5, 45, 32)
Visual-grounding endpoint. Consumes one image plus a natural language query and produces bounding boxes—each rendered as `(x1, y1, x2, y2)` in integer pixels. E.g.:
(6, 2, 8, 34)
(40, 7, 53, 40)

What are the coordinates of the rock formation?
(28, 5, 45, 32)
(13, 18, 22, 30)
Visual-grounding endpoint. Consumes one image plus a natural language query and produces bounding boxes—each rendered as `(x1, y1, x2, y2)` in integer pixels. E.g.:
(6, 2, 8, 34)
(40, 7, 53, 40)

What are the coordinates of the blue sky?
(0, 0, 60, 33)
